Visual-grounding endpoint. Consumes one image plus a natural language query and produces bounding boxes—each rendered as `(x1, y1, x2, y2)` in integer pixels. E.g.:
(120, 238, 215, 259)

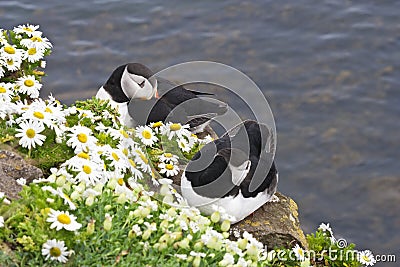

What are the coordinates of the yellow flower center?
(0, 87, 6, 94)
(120, 130, 129, 138)
(152, 121, 163, 128)
(7, 59, 13, 65)
(23, 27, 33, 32)
(164, 153, 173, 158)
(33, 111, 44, 119)
(122, 148, 128, 156)
(169, 123, 181, 131)
(135, 150, 149, 164)
(45, 107, 53, 113)
(28, 47, 37, 55)
(4, 46, 15, 54)
(129, 159, 136, 167)
(50, 247, 62, 257)
(112, 152, 120, 161)
(26, 128, 36, 138)
(83, 165, 92, 174)
(31, 36, 43, 42)
(77, 133, 88, 143)
(24, 79, 35, 87)
(179, 141, 186, 148)
(57, 213, 71, 224)
(141, 154, 149, 164)
(77, 152, 90, 160)
(362, 255, 370, 262)
(117, 178, 124, 186)
(141, 130, 152, 139)
(165, 164, 174, 170)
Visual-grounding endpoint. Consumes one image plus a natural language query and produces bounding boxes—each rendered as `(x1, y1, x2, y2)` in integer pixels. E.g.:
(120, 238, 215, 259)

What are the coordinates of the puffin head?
(120, 63, 158, 100)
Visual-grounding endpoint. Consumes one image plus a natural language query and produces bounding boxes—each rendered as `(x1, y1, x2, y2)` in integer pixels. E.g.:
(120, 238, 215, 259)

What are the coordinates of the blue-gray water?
(1, 1, 399, 264)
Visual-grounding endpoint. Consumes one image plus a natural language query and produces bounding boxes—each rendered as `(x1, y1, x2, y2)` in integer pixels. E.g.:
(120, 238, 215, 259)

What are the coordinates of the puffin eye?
(138, 80, 145, 88)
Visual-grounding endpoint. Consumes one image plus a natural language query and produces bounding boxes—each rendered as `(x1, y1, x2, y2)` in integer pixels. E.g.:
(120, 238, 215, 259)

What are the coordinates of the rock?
(229, 192, 308, 249)
(0, 150, 43, 199)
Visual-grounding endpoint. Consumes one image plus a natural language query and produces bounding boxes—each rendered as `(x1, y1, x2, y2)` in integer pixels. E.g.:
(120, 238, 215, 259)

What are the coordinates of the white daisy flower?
(135, 126, 158, 146)
(1, 45, 24, 61)
(16, 75, 42, 98)
(164, 122, 191, 140)
(13, 24, 41, 37)
(4, 57, 22, 72)
(66, 125, 98, 153)
(150, 121, 164, 134)
(41, 239, 70, 263)
(24, 47, 45, 63)
(158, 162, 179, 177)
(15, 120, 46, 150)
(358, 250, 376, 266)
(0, 82, 14, 102)
(103, 147, 130, 172)
(158, 152, 179, 163)
(0, 29, 8, 45)
(0, 216, 4, 228)
(127, 157, 143, 180)
(18, 101, 54, 128)
(177, 137, 194, 152)
(46, 209, 82, 231)
(0, 64, 5, 79)
(20, 33, 52, 50)
(133, 149, 152, 173)
(292, 244, 306, 261)
(319, 222, 335, 238)
(71, 160, 104, 186)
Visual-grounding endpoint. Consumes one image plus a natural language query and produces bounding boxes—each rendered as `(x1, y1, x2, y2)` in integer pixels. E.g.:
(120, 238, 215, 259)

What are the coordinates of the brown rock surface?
(230, 192, 308, 249)
(0, 150, 43, 199)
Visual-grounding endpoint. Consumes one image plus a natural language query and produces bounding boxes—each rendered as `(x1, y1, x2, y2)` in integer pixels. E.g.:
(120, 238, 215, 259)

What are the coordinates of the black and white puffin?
(181, 120, 278, 223)
(96, 62, 227, 132)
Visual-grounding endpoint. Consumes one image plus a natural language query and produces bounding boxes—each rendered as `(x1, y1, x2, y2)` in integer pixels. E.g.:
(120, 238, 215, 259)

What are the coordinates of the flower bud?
(55, 175, 66, 187)
(159, 184, 170, 196)
(178, 238, 190, 249)
(116, 193, 127, 204)
(103, 213, 112, 231)
(85, 196, 95, 206)
(162, 194, 174, 204)
(167, 208, 177, 217)
(86, 219, 95, 235)
(94, 183, 103, 193)
(70, 191, 81, 201)
(158, 242, 168, 251)
(221, 220, 230, 232)
(193, 256, 201, 267)
(193, 241, 204, 251)
(210, 211, 221, 223)
(160, 220, 169, 230)
(104, 204, 112, 211)
(142, 229, 152, 240)
(237, 238, 248, 250)
(140, 207, 151, 218)
(246, 244, 259, 258)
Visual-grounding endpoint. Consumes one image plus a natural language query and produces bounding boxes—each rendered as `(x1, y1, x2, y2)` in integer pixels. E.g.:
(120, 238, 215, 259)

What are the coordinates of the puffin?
(181, 120, 278, 223)
(96, 62, 227, 132)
